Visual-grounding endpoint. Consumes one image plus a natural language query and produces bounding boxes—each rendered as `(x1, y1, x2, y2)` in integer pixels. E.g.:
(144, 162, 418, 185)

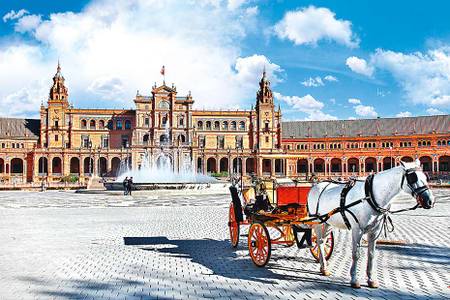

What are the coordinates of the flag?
(160, 65, 165, 76)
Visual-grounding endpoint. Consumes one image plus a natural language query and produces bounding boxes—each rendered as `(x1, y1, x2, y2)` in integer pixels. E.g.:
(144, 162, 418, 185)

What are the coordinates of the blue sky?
(0, 0, 449, 120)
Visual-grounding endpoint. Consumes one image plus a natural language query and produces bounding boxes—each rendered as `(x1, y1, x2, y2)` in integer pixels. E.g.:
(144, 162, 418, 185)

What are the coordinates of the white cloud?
(426, 107, 444, 115)
(354, 104, 377, 118)
(274, 6, 358, 48)
(14, 14, 42, 33)
(371, 47, 450, 108)
(227, 0, 248, 10)
(274, 92, 337, 120)
(346, 56, 374, 77)
(324, 75, 338, 82)
(2, 9, 28, 22)
(395, 111, 412, 118)
(329, 98, 336, 104)
(0, 0, 268, 116)
(245, 6, 259, 17)
(348, 98, 361, 105)
(88, 76, 126, 100)
(301, 76, 324, 87)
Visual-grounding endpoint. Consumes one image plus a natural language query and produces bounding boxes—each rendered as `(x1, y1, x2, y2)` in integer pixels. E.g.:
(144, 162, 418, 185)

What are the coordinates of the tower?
(42, 61, 70, 148)
(255, 70, 279, 150)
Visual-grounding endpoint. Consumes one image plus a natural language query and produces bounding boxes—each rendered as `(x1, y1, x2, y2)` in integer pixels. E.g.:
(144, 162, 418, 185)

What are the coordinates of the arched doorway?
(313, 158, 325, 174)
(365, 157, 377, 173)
(143, 134, 149, 145)
(262, 159, 271, 175)
(219, 157, 228, 173)
(111, 157, 121, 176)
(246, 158, 255, 175)
(439, 155, 450, 172)
(232, 158, 242, 173)
(419, 156, 432, 172)
(330, 158, 342, 173)
(38, 157, 48, 174)
(401, 156, 414, 163)
(0, 158, 4, 173)
(10, 158, 23, 174)
(98, 157, 107, 176)
(84, 157, 94, 175)
(52, 157, 62, 175)
(70, 157, 80, 174)
(347, 158, 359, 173)
(383, 157, 394, 170)
(296, 159, 308, 174)
(206, 157, 217, 173)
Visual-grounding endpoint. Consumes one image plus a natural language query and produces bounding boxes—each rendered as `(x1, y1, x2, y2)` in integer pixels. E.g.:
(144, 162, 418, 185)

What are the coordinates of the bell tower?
(43, 61, 70, 149)
(256, 70, 278, 150)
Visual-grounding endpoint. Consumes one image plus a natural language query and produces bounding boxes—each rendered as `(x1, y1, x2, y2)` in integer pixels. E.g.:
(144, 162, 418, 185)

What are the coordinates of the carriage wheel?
(310, 226, 334, 263)
(228, 202, 240, 248)
(248, 223, 271, 267)
(284, 225, 295, 247)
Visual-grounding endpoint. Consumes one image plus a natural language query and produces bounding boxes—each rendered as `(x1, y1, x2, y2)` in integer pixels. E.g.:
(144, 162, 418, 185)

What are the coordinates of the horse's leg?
(350, 228, 363, 288)
(366, 223, 381, 288)
(317, 224, 331, 276)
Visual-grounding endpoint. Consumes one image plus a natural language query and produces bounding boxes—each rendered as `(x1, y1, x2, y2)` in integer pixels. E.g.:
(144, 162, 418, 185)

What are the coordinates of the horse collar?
(365, 174, 389, 214)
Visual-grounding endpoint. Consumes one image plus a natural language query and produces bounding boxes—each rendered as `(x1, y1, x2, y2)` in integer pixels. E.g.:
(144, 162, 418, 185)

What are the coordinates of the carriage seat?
(276, 186, 311, 207)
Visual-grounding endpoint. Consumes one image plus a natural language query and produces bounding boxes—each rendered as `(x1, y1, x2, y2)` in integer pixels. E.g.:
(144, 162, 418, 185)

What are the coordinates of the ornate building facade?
(0, 63, 449, 185)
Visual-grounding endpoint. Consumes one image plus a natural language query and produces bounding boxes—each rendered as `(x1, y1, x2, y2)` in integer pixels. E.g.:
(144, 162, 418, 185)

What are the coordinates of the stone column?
(242, 157, 246, 176)
(271, 159, 275, 177)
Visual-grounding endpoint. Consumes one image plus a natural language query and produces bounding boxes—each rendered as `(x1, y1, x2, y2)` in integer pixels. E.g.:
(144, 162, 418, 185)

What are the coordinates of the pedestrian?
(127, 177, 133, 195)
(123, 177, 129, 195)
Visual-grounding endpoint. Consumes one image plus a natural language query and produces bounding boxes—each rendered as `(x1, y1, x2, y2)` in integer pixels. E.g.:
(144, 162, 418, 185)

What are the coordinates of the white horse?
(307, 159, 435, 288)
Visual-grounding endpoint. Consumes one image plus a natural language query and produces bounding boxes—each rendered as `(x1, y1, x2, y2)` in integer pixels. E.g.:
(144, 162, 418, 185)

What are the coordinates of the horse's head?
(401, 159, 435, 209)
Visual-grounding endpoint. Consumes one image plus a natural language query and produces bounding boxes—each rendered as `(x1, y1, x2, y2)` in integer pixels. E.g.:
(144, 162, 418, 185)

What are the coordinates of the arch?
(38, 157, 48, 174)
(238, 121, 245, 131)
(107, 120, 113, 130)
(98, 157, 107, 176)
(330, 158, 342, 173)
(10, 158, 23, 174)
(206, 121, 212, 130)
(89, 120, 96, 129)
(222, 121, 228, 130)
(230, 121, 237, 130)
(401, 156, 413, 163)
(125, 119, 131, 130)
(439, 155, 450, 172)
(262, 159, 271, 175)
(233, 157, 243, 173)
(98, 120, 105, 129)
(116, 120, 123, 130)
(347, 158, 359, 173)
(313, 158, 325, 173)
(84, 157, 94, 175)
(177, 134, 186, 144)
(70, 157, 80, 174)
(214, 121, 220, 130)
(206, 157, 217, 173)
(197, 121, 203, 130)
(219, 157, 229, 173)
(365, 157, 377, 172)
(0, 158, 3, 173)
(419, 156, 432, 172)
(383, 157, 394, 170)
(296, 159, 308, 174)
(52, 157, 62, 174)
(81, 119, 87, 129)
(160, 134, 170, 144)
(111, 157, 121, 176)
(246, 158, 255, 175)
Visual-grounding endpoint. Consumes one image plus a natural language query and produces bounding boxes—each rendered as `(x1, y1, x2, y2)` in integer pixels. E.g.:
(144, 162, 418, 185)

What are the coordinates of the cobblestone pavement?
(0, 189, 449, 299)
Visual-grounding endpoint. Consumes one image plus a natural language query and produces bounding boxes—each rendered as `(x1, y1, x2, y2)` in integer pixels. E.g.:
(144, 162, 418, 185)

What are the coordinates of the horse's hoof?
(368, 280, 379, 288)
(350, 281, 361, 289)
(320, 269, 331, 276)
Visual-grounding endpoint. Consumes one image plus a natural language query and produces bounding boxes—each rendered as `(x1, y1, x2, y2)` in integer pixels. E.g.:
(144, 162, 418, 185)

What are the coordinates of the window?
(197, 121, 203, 130)
(158, 100, 170, 109)
(222, 121, 228, 130)
(89, 120, 96, 129)
(54, 120, 59, 127)
(217, 136, 225, 149)
(125, 120, 131, 130)
(265, 136, 269, 143)
(81, 119, 87, 129)
(179, 117, 184, 126)
(199, 136, 205, 148)
(99, 120, 105, 129)
(231, 121, 237, 130)
(214, 121, 220, 130)
(82, 136, 90, 148)
(236, 136, 243, 148)
(55, 135, 59, 141)
(206, 121, 212, 130)
(264, 121, 269, 131)
(102, 137, 109, 148)
(116, 120, 122, 130)
(121, 135, 129, 148)
(145, 118, 150, 126)
(239, 121, 245, 131)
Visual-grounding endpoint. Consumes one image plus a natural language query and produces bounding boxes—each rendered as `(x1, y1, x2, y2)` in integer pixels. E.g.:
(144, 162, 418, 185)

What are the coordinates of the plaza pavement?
(0, 189, 449, 300)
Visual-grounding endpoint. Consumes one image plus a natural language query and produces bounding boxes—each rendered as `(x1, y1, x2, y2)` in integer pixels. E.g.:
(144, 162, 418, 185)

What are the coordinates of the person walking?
(123, 177, 129, 195)
(127, 177, 134, 195)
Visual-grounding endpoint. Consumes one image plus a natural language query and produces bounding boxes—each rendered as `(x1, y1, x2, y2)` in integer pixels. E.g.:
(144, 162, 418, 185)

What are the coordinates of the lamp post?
(88, 140, 93, 177)
(389, 146, 393, 169)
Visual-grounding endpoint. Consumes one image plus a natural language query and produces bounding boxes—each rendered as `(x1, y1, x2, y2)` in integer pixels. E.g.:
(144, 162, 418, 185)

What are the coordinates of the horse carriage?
(228, 176, 334, 267)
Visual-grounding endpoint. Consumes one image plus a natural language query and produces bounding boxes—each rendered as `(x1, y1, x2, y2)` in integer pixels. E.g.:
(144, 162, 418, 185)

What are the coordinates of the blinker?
(406, 172, 418, 185)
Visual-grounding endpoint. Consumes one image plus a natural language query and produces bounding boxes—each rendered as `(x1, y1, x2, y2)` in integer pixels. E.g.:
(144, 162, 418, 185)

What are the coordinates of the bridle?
(400, 167, 430, 208)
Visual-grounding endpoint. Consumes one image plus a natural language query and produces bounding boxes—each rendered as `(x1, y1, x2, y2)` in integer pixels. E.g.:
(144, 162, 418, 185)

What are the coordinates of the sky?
(0, 0, 449, 120)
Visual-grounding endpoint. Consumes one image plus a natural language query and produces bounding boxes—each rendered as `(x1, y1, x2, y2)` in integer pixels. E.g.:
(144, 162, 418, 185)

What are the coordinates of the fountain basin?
(105, 181, 226, 191)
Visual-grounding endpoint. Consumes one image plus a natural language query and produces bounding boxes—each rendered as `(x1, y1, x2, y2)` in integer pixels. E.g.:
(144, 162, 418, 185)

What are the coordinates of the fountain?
(104, 119, 221, 191)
